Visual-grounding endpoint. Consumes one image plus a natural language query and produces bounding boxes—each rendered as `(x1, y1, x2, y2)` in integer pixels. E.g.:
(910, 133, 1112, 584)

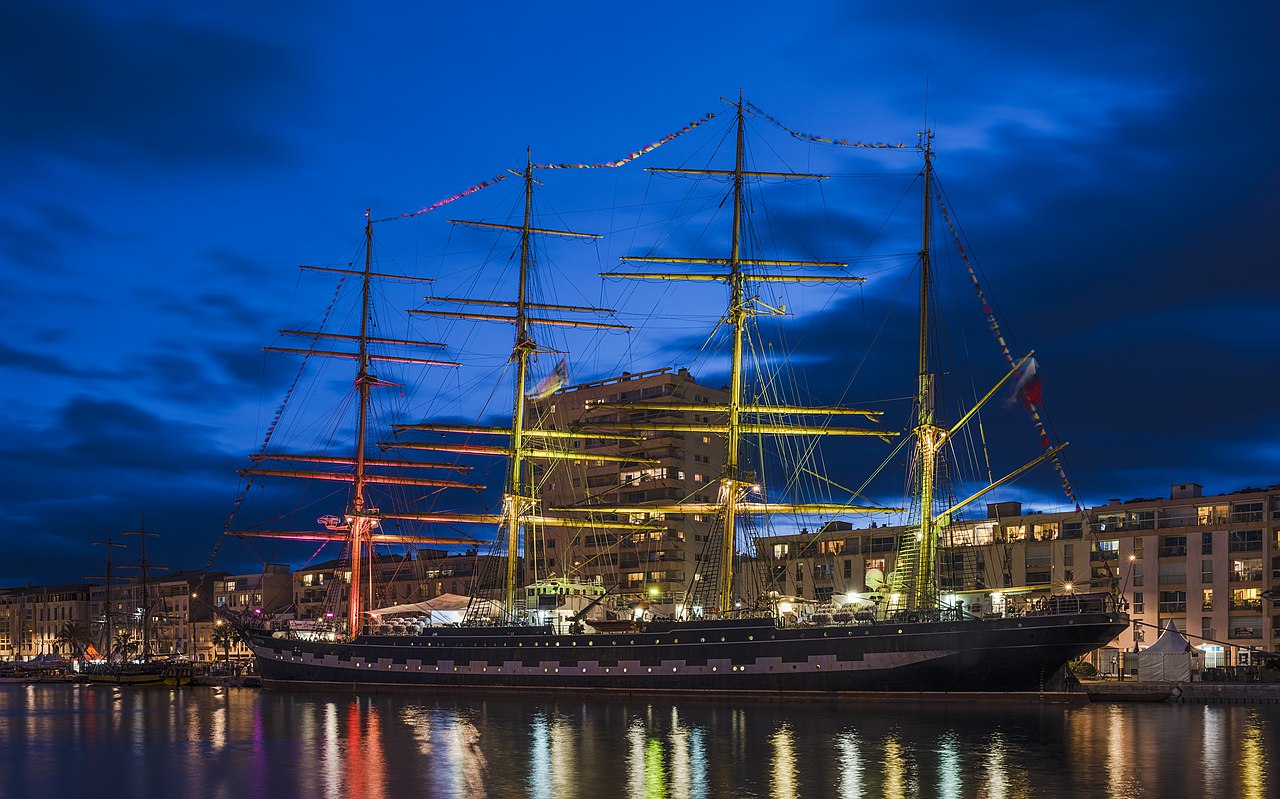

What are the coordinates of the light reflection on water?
(2, 685, 1277, 799)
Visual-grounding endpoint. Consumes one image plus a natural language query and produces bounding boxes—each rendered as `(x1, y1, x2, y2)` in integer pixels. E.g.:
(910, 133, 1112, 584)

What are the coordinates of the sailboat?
(83, 523, 193, 687)
(230, 96, 1128, 695)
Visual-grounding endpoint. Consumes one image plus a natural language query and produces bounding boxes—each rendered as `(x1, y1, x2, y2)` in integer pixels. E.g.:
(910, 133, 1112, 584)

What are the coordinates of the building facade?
(750, 482, 1280, 667)
(529, 367, 728, 606)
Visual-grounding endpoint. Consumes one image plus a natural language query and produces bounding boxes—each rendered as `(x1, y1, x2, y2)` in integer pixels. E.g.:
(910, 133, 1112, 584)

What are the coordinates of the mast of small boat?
(88, 535, 127, 660)
(123, 516, 162, 659)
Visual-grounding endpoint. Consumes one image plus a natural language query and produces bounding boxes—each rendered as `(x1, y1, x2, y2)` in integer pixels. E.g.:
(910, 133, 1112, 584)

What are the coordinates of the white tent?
(1138, 620, 1199, 682)
(368, 593, 499, 625)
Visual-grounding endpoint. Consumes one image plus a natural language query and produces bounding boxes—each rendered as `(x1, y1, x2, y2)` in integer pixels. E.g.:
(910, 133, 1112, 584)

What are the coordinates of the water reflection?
(770, 723, 797, 799)
(1, 686, 1278, 798)
(937, 731, 960, 799)
(1241, 710, 1267, 799)
(836, 729, 863, 796)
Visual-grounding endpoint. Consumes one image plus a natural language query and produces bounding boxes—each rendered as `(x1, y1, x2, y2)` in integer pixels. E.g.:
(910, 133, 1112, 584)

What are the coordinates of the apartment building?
(751, 482, 1280, 667)
(528, 367, 728, 604)
(0, 584, 92, 660)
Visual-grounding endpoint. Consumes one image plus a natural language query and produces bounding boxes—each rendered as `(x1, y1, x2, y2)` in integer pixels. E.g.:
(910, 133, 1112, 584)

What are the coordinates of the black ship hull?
(242, 609, 1127, 696)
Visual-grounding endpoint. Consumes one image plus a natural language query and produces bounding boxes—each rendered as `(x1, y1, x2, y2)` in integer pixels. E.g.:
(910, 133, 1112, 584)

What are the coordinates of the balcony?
(1229, 627, 1262, 639)
(1229, 600, 1263, 612)
(1231, 569, 1264, 582)
(1157, 545, 1188, 557)
(1158, 602, 1187, 614)
(1230, 511, 1264, 524)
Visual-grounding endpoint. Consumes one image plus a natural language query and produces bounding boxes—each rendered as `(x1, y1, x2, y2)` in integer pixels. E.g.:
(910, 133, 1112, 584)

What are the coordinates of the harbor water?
(2, 684, 1276, 798)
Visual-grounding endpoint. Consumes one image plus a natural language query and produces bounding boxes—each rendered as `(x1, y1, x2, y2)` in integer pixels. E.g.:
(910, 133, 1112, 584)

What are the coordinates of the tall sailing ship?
(228, 97, 1127, 694)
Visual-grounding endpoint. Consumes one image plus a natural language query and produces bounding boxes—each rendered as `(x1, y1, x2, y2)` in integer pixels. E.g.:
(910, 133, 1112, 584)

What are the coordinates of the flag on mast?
(1006, 357, 1042, 408)
(528, 358, 568, 400)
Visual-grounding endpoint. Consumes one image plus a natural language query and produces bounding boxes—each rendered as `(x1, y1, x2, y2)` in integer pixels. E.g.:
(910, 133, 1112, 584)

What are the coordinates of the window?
(1231, 558, 1263, 582)
(1096, 540, 1119, 561)
(1004, 525, 1027, 542)
(1158, 590, 1187, 614)
(1133, 592, 1144, 613)
(1158, 561, 1186, 585)
(1201, 560, 1212, 583)
(1158, 536, 1187, 557)
(1198, 505, 1228, 526)
(1026, 545, 1052, 569)
(1202, 588, 1213, 611)
(1132, 564, 1143, 587)
(1231, 501, 1264, 524)
(820, 540, 844, 555)
(1063, 545, 1074, 566)
(1228, 530, 1263, 552)
(1032, 523, 1058, 540)
(1202, 532, 1214, 555)
(772, 544, 790, 558)
(868, 536, 895, 553)
(1228, 618, 1263, 639)
(843, 560, 852, 579)
(795, 564, 804, 582)
(1230, 588, 1261, 611)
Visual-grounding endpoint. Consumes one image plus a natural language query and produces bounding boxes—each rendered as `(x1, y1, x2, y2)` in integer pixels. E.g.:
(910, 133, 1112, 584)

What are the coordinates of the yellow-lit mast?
(571, 95, 899, 615)
(393, 153, 638, 620)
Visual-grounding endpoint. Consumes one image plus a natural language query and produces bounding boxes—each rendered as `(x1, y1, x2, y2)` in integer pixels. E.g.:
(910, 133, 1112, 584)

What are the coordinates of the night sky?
(3, 2, 1277, 586)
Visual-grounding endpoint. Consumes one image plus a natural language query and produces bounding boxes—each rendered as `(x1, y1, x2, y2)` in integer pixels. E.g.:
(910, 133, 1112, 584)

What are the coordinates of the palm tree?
(113, 631, 140, 662)
(211, 623, 239, 667)
(54, 621, 92, 659)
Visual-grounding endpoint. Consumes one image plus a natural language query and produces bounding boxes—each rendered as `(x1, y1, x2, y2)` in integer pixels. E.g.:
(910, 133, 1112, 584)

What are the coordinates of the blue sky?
(3, 1, 1277, 585)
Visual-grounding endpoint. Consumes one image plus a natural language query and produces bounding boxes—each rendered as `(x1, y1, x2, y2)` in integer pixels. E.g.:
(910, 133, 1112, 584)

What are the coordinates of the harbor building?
(0, 584, 93, 660)
(528, 367, 728, 607)
(751, 482, 1280, 668)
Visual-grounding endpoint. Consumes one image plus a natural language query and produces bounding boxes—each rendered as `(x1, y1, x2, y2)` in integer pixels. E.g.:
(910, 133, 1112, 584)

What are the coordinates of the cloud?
(0, 3, 306, 174)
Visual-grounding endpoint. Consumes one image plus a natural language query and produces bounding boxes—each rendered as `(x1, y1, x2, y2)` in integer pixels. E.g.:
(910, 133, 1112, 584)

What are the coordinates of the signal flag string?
(934, 192, 1081, 511)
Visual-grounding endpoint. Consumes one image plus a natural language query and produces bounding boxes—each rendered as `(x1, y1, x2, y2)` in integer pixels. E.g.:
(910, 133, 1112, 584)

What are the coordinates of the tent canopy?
(1145, 619, 1193, 653)
(368, 593, 494, 618)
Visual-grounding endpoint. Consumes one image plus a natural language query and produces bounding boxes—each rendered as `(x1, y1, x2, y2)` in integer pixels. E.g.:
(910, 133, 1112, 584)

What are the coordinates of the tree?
(113, 631, 140, 662)
(54, 621, 92, 659)
(211, 623, 239, 667)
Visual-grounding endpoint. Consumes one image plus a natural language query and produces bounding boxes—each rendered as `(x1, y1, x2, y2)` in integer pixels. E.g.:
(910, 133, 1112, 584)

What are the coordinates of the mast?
(504, 152, 536, 614)
(230, 213, 494, 634)
(718, 94, 748, 613)
(581, 95, 899, 615)
(343, 211, 377, 636)
(396, 152, 619, 620)
(88, 535, 127, 660)
(911, 132, 940, 610)
(123, 516, 162, 659)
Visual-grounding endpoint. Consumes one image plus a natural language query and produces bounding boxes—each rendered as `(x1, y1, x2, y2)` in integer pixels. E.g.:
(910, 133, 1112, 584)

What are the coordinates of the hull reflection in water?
(1, 685, 1276, 798)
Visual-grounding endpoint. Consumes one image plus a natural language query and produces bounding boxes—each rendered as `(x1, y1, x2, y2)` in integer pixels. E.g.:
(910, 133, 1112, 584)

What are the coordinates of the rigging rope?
(933, 191, 1080, 510)
(207, 276, 351, 572)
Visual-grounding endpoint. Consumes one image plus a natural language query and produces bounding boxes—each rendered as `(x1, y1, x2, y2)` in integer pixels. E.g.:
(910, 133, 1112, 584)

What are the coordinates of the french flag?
(1008, 357, 1042, 408)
